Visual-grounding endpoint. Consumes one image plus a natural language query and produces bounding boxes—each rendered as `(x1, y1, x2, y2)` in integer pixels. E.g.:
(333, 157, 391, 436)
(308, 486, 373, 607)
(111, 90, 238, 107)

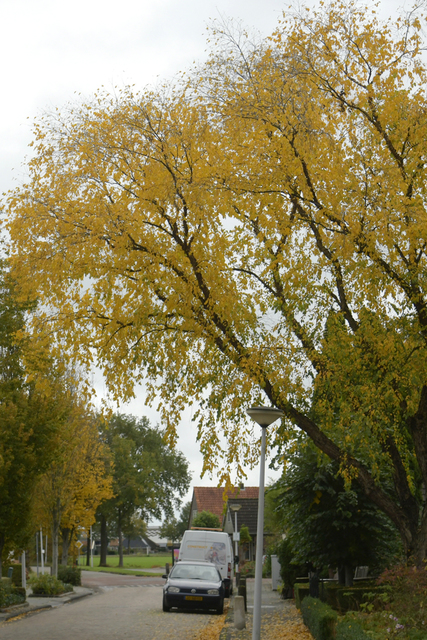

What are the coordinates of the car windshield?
(171, 564, 219, 581)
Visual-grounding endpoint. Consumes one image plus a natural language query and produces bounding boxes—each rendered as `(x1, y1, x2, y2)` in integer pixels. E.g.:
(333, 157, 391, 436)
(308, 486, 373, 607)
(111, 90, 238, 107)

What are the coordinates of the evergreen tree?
(274, 442, 402, 585)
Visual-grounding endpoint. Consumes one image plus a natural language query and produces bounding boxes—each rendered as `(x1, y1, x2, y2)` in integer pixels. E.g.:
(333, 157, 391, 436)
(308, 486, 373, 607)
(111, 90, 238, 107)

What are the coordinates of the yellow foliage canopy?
(33, 391, 113, 547)
(6, 1, 427, 558)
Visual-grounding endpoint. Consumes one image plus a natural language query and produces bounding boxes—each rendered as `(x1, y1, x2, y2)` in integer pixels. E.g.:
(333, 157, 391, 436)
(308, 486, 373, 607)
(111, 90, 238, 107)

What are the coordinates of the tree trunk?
(100, 513, 108, 566)
(118, 510, 124, 568)
(412, 501, 427, 567)
(61, 528, 71, 565)
(337, 564, 354, 586)
(309, 571, 320, 597)
(51, 508, 60, 578)
(344, 565, 354, 587)
(86, 529, 90, 566)
(0, 534, 4, 577)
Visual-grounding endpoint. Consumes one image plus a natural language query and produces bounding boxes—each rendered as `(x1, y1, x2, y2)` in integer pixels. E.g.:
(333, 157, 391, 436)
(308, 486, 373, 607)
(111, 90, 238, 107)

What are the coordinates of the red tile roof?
(192, 486, 259, 522)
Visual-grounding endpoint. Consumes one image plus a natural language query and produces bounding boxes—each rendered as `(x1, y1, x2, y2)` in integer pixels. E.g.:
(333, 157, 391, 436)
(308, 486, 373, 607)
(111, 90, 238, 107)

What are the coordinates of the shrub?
(1, 564, 22, 587)
(29, 574, 73, 596)
(57, 565, 81, 586)
(336, 619, 370, 640)
(191, 510, 221, 528)
(0, 580, 26, 608)
(373, 565, 427, 636)
(240, 561, 255, 577)
(301, 596, 337, 640)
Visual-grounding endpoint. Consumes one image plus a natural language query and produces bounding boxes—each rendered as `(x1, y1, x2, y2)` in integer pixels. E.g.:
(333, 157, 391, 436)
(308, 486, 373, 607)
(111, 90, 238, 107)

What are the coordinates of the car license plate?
(185, 596, 203, 601)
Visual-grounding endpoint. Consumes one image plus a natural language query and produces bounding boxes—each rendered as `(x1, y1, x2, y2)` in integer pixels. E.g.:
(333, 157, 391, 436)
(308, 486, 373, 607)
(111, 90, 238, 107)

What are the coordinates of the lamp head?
(246, 406, 284, 428)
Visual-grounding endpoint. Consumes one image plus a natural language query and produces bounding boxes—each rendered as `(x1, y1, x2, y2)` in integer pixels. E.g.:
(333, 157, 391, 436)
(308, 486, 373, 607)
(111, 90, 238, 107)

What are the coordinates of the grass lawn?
(78, 554, 171, 575)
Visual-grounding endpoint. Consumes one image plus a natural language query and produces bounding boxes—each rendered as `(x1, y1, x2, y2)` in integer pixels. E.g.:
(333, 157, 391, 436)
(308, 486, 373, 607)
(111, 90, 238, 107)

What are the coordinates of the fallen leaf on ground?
(195, 600, 313, 640)
(194, 602, 229, 640)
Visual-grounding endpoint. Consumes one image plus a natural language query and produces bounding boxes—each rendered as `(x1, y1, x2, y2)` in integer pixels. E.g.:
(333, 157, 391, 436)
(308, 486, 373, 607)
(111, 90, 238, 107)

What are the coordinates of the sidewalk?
(220, 579, 312, 640)
(0, 585, 93, 622)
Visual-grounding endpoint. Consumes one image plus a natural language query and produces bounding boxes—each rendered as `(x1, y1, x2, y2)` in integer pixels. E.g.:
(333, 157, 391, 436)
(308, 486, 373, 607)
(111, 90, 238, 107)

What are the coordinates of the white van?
(178, 529, 234, 597)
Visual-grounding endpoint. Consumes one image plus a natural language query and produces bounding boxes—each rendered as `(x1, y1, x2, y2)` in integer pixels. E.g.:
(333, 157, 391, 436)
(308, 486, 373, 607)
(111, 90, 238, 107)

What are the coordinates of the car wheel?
(162, 595, 171, 612)
(217, 598, 224, 615)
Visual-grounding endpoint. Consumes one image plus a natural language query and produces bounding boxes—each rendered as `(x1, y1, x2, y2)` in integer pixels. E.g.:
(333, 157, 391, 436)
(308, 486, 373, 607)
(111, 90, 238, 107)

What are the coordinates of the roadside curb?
(0, 588, 93, 622)
(0, 603, 51, 622)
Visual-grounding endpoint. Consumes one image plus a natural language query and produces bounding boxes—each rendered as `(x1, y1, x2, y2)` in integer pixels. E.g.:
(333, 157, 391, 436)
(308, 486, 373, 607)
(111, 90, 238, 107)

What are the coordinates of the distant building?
(223, 497, 259, 561)
(143, 526, 169, 551)
(189, 486, 259, 527)
(107, 526, 169, 555)
(122, 536, 151, 553)
(188, 486, 261, 561)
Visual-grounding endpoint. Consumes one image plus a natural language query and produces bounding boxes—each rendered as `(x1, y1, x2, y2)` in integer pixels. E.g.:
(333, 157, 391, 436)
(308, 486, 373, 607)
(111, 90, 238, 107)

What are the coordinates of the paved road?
(0, 572, 214, 640)
(81, 570, 164, 590)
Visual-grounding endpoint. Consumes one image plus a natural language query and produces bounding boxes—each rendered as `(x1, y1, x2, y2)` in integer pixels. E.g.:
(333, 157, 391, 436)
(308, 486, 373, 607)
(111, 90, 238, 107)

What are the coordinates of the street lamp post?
(246, 406, 284, 640)
(229, 503, 242, 583)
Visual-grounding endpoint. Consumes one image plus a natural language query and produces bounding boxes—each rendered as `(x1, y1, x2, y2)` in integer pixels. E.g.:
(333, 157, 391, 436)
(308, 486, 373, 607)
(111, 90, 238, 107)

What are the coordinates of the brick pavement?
(0, 573, 310, 640)
(220, 579, 311, 640)
(0, 583, 212, 639)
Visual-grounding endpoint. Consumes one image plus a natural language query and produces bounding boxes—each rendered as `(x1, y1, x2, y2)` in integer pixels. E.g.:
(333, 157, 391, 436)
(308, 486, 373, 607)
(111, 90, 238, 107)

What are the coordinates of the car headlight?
(207, 589, 219, 595)
(167, 586, 180, 593)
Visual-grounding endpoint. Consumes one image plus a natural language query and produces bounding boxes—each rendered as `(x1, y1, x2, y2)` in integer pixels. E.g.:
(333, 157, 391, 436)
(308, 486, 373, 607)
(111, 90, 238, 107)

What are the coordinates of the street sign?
(75, 540, 83, 549)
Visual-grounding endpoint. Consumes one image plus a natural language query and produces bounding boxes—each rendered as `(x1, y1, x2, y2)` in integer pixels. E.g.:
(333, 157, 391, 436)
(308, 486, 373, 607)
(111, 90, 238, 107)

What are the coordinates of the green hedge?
(300, 595, 371, 640)
(295, 580, 386, 615)
(57, 565, 81, 586)
(301, 596, 337, 640)
(1, 564, 22, 587)
(336, 619, 370, 640)
(294, 582, 310, 609)
(322, 582, 383, 613)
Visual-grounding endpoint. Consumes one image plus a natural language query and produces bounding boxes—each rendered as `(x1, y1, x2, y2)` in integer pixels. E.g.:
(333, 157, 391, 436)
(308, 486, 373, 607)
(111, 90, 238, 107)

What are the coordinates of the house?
(223, 497, 259, 561)
(104, 526, 169, 555)
(188, 486, 261, 561)
(189, 486, 259, 528)
(122, 536, 151, 554)
(143, 526, 169, 552)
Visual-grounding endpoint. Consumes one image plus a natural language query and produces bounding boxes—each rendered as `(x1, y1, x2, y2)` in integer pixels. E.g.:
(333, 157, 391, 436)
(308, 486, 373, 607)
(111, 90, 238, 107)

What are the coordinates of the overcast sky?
(0, 0, 408, 514)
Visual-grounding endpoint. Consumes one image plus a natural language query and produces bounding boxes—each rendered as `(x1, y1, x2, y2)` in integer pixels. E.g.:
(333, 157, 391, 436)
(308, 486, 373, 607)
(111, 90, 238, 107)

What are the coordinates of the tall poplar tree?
(34, 401, 113, 577)
(0, 261, 62, 573)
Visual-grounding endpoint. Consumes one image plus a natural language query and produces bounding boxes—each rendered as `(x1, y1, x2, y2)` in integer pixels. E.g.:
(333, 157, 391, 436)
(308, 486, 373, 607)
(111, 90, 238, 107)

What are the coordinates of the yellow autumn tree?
(33, 386, 113, 577)
(6, 1, 427, 562)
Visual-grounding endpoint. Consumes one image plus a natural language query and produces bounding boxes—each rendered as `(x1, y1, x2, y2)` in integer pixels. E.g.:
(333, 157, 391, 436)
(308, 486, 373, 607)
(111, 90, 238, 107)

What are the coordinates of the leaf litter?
(194, 600, 313, 640)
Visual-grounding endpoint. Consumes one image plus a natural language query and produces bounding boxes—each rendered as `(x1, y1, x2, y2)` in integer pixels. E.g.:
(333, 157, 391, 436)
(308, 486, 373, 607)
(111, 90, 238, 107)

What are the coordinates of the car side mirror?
(162, 574, 168, 579)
